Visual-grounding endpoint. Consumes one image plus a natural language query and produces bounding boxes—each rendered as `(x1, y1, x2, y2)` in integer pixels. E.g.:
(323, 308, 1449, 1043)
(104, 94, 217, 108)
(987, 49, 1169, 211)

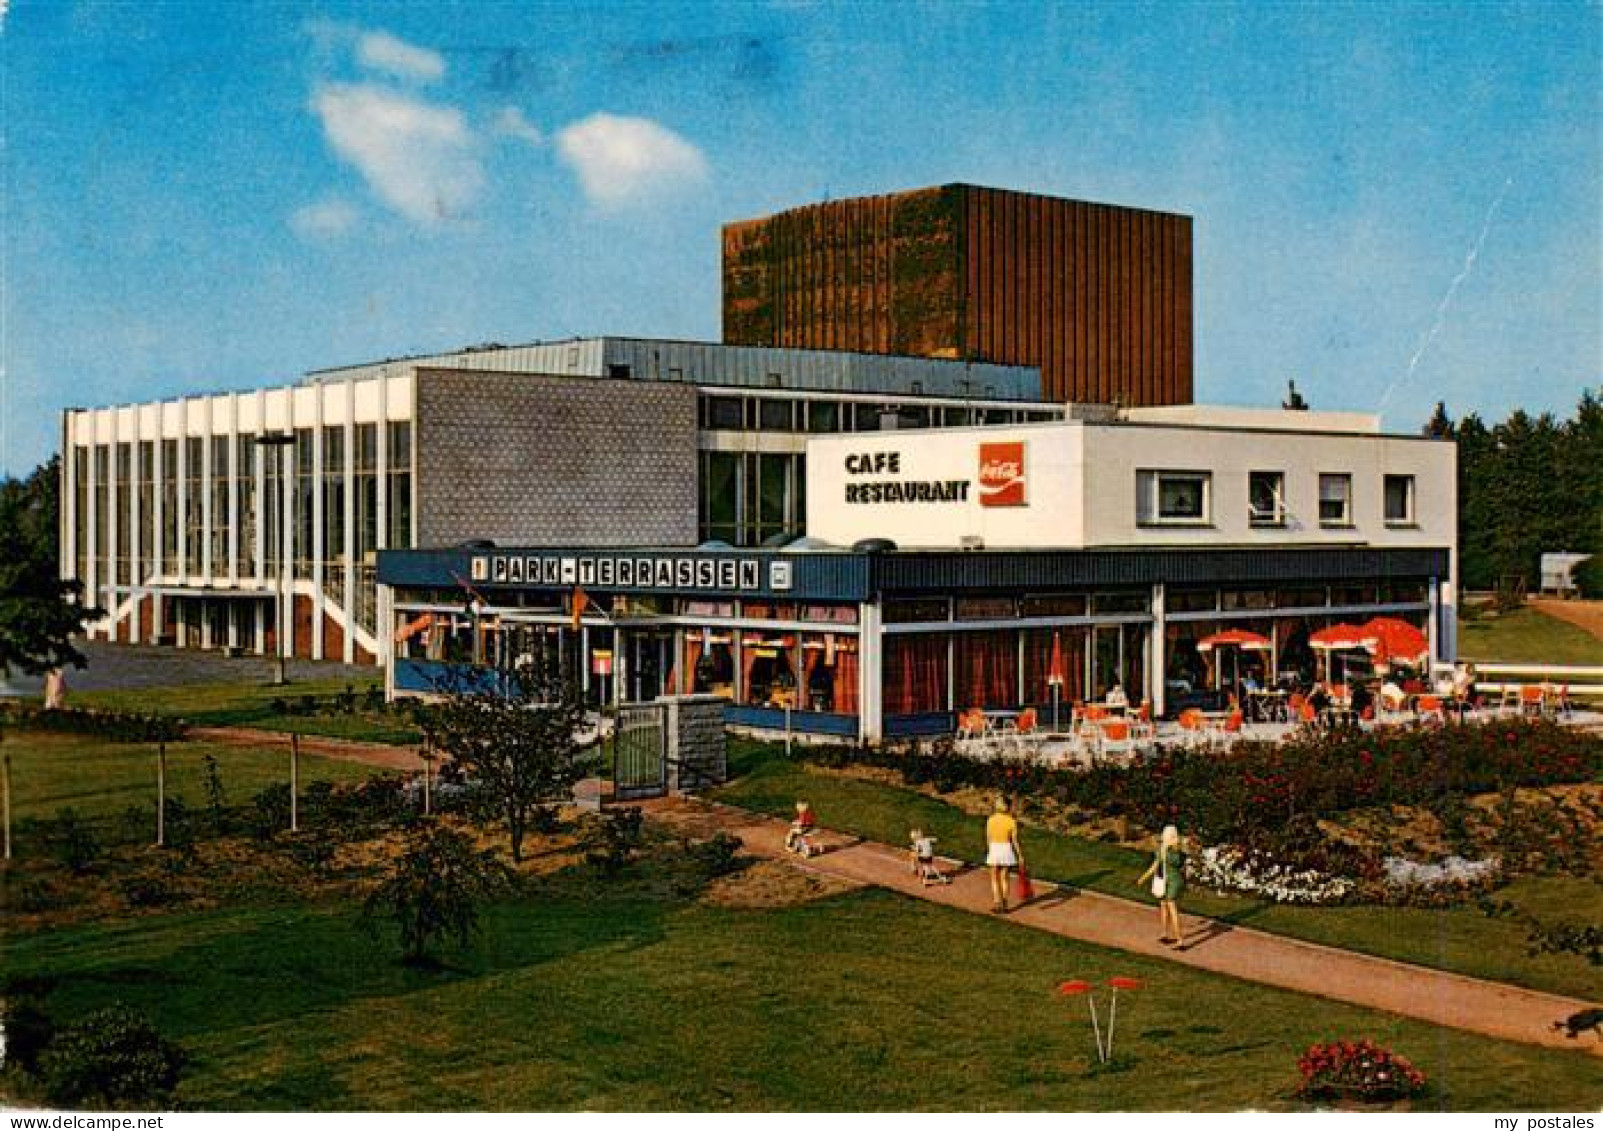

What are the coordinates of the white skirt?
(986, 842, 1018, 867)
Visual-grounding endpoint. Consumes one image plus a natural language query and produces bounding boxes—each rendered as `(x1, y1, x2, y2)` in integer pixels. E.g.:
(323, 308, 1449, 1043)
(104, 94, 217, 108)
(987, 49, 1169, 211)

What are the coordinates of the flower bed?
(1297, 1038, 1427, 1104)
(1194, 844, 1356, 904)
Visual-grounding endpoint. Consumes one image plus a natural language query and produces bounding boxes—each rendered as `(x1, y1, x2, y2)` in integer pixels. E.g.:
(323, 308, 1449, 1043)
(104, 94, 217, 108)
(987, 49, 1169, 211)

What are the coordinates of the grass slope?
(712, 742, 1603, 1000)
(1458, 606, 1603, 665)
(4, 879, 1596, 1111)
(71, 679, 419, 746)
(1, 732, 382, 825)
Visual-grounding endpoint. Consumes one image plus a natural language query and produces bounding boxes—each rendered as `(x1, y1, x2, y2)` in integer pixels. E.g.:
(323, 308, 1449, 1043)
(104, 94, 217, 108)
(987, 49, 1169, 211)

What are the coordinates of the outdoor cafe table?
(1246, 689, 1288, 722)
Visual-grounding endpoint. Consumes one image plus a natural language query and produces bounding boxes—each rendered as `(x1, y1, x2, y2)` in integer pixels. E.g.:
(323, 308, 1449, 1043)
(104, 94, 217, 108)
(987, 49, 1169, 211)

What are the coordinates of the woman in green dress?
(1138, 824, 1187, 948)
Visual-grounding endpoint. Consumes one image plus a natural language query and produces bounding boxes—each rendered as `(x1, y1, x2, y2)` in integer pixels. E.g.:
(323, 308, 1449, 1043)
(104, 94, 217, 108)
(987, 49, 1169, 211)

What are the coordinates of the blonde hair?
(1160, 825, 1180, 850)
(795, 800, 810, 813)
(994, 795, 1010, 812)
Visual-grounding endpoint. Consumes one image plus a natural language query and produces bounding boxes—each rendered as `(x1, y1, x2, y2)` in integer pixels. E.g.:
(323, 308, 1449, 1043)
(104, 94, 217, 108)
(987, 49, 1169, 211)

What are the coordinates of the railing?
(1436, 662, 1603, 699)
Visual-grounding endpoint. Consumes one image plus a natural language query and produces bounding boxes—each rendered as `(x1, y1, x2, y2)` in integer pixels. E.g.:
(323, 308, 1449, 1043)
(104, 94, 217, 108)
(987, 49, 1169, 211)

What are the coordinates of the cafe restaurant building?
(376, 404, 1456, 743)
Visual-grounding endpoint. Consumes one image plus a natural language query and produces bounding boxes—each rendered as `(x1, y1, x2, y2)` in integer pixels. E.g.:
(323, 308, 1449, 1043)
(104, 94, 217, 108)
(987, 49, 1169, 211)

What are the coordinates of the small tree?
(0, 459, 103, 676)
(362, 823, 508, 963)
(415, 663, 592, 862)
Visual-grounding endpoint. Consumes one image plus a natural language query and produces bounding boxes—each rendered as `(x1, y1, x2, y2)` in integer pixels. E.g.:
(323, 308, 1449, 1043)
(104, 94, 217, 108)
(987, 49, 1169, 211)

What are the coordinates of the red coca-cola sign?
(978, 441, 1026, 507)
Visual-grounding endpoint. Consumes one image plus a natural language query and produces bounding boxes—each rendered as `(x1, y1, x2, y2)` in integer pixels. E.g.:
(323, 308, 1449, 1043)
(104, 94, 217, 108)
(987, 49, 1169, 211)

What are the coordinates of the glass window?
(160, 439, 177, 574)
(955, 596, 1017, 620)
(806, 401, 840, 433)
(114, 443, 131, 584)
(853, 402, 883, 431)
(137, 441, 154, 580)
(1090, 592, 1148, 614)
(884, 598, 950, 623)
(1021, 593, 1087, 617)
(1384, 474, 1415, 525)
(1319, 473, 1352, 526)
(322, 428, 347, 602)
(74, 447, 89, 583)
(758, 399, 793, 432)
(1249, 470, 1285, 526)
(235, 435, 257, 578)
(702, 396, 742, 430)
(294, 429, 315, 579)
(1221, 588, 1275, 611)
(1277, 587, 1328, 610)
(386, 421, 412, 548)
(1166, 588, 1218, 614)
(210, 436, 230, 573)
(699, 451, 739, 545)
(1138, 470, 1210, 524)
(184, 437, 203, 575)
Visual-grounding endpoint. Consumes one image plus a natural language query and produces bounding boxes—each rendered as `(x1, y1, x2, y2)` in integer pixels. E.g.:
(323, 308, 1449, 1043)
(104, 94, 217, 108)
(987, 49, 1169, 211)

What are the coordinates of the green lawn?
(71, 678, 421, 746)
(3, 872, 1595, 1110)
(1, 731, 384, 826)
(712, 742, 1603, 1000)
(1457, 606, 1603, 665)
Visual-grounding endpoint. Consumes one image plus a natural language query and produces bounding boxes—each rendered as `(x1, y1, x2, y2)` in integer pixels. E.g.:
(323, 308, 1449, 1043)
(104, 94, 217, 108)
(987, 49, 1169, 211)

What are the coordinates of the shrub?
(119, 873, 179, 909)
(249, 783, 292, 839)
(39, 1004, 186, 1109)
(685, 831, 745, 877)
(0, 977, 56, 1075)
(1296, 1038, 1426, 1103)
(49, 809, 102, 874)
(0, 704, 185, 743)
(579, 807, 645, 875)
(362, 823, 509, 963)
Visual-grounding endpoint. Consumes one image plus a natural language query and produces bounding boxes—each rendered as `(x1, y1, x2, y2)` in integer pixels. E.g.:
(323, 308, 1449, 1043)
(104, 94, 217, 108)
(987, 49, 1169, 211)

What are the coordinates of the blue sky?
(3, 0, 1598, 475)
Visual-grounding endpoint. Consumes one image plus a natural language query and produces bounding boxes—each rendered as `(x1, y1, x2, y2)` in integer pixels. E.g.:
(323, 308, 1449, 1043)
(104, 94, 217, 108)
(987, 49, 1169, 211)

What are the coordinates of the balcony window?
(1319, 473, 1353, 527)
(1384, 474, 1416, 525)
(1249, 470, 1286, 527)
(1137, 470, 1211, 526)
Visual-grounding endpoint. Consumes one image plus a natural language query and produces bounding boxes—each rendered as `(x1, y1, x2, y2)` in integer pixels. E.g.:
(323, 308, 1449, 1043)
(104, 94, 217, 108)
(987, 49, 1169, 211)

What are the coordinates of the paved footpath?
(192, 724, 1598, 1057)
(642, 796, 1601, 1057)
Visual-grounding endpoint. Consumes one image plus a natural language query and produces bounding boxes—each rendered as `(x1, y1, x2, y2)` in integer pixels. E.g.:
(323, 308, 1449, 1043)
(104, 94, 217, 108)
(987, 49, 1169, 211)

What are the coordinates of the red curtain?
(955, 631, 1017, 709)
(884, 635, 948, 714)
(833, 643, 859, 715)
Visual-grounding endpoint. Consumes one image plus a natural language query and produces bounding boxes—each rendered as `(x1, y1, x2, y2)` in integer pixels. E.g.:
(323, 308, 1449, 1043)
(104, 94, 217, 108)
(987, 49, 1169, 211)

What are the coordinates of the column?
(858, 602, 882, 743)
(1150, 582, 1168, 717)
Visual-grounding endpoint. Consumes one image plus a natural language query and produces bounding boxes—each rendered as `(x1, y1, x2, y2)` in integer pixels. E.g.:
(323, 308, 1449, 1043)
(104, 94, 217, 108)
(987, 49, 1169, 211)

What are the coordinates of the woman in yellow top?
(985, 796, 1024, 913)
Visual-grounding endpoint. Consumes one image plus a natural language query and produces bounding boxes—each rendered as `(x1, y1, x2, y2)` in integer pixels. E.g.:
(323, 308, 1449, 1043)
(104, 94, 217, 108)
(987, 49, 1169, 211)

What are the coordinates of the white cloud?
(290, 198, 360, 239)
(492, 106, 544, 146)
(311, 83, 483, 224)
(356, 30, 445, 84)
(555, 113, 708, 208)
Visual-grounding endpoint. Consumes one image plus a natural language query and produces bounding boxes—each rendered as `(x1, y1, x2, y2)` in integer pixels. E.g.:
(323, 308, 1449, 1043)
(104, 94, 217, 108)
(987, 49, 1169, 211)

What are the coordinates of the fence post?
(156, 741, 167, 847)
(290, 732, 300, 832)
(3, 744, 12, 862)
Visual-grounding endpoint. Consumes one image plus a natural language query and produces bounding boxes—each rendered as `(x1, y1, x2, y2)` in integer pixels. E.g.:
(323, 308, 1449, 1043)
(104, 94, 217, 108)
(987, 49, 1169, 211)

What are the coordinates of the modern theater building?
(377, 404, 1455, 741)
(59, 338, 1053, 662)
(58, 182, 1459, 732)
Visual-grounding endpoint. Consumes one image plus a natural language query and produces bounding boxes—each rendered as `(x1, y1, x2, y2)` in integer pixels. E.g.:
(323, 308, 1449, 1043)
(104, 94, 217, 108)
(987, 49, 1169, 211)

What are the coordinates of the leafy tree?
(415, 664, 593, 862)
(362, 822, 509, 963)
(1422, 401, 1455, 439)
(0, 458, 101, 675)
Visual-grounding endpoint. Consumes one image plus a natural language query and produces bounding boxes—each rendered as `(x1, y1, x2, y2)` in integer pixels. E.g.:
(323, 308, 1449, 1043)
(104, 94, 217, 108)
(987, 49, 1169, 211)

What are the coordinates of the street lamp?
(252, 433, 296, 686)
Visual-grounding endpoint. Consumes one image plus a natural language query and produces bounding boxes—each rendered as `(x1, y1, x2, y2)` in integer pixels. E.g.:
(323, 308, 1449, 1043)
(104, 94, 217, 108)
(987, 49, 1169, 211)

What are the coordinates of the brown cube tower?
(722, 184, 1193, 406)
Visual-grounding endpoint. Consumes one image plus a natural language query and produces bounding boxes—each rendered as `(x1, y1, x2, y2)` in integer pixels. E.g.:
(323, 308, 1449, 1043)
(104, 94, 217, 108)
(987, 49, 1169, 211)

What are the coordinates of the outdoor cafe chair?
(1097, 719, 1139, 763)
(1415, 694, 1446, 727)
(1519, 685, 1546, 719)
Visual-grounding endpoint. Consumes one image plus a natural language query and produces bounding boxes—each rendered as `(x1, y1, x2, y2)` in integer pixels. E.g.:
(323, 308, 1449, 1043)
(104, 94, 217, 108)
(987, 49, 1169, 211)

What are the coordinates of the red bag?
(1013, 862, 1034, 903)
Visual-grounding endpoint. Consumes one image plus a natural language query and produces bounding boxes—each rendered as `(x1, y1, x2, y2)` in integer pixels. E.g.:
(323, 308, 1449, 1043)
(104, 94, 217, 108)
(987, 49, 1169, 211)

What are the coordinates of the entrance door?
(1091, 625, 1123, 699)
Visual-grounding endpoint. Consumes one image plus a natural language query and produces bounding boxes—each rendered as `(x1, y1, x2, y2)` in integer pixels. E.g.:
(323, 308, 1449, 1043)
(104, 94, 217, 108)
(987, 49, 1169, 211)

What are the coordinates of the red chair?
(1519, 685, 1545, 718)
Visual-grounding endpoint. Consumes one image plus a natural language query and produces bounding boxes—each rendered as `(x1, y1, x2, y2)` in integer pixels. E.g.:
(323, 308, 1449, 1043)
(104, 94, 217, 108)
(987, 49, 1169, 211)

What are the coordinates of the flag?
(571, 586, 589, 630)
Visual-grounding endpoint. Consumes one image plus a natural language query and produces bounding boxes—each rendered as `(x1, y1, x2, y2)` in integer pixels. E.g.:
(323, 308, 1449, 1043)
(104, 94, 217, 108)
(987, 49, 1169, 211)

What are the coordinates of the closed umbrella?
(1048, 631, 1067, 728)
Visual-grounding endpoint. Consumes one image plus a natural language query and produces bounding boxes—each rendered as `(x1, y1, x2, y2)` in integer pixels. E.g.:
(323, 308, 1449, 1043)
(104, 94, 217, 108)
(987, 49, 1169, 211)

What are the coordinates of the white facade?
(62, 374, 416, 663)
(805, 411, 1456, 554)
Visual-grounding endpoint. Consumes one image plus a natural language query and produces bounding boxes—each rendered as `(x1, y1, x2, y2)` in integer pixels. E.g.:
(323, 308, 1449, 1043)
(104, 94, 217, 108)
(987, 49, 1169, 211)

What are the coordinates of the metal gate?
(612, 702, 667, 801)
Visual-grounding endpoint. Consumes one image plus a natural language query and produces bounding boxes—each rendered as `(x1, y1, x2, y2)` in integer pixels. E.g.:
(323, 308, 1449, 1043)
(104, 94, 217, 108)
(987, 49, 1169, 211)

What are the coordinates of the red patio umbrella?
(1195, 628, 1272, 653)
(1197, 628, 1273, 690)
(1309, 623, 1372, 681)
(1361, 617, 1429, 668)
(1058, 981, 1104, 1063)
